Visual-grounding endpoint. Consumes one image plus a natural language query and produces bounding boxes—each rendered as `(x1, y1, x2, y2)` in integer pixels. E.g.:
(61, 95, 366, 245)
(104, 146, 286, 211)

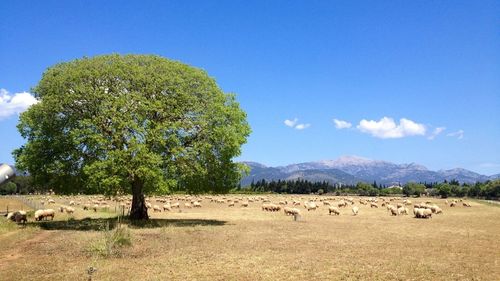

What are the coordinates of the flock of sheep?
(3, 194, 474, 224)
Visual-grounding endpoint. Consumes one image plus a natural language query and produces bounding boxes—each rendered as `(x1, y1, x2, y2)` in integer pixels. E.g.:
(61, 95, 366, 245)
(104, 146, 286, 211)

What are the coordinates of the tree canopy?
(14, 54, 251, 219)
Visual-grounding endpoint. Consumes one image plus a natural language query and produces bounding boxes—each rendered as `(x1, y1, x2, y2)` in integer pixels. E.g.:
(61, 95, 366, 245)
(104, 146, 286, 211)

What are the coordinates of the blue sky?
(0, 1, 499, 175)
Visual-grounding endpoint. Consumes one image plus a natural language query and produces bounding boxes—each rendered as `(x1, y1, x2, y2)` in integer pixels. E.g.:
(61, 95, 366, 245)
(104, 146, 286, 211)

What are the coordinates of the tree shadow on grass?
(28, 217, 227, 231)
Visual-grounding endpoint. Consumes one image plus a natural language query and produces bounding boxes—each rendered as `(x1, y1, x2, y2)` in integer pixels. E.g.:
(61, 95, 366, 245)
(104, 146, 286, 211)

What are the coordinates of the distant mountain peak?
(241, 161, 267, 168)
(240, 156, 494, 186)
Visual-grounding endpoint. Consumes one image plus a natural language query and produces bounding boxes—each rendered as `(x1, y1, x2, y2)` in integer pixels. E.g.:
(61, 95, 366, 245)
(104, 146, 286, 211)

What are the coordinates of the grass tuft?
(88, 221, 132, 258)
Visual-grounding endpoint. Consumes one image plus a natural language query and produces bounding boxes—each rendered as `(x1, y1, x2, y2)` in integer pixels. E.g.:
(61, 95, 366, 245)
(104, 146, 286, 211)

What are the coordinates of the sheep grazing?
(429, 205, 441, 214)
(397, 207, 408, 215)
(337, 200, 347, 208)
(48, 199, 56, 204)
(241, 201, 249, 207)
(92, 204, 99, 212)
(262, 203, 281, 212)
(65, 207, 75, 214)
(184, 202, 192, 208)
(83, 204, 90, 210)
(6, 211, 27, 224)
(423, 209, 433, 218)
(163, 204, 171, 211)
(228, 201, 235, 207)
(283, 207, 294, 216)
(328, 206, 340, 216)
(193, 201, 202, 208)
(351, 206, 359, 216)
(370, 202, 378, 208)
(323, 201, 331, 206)
(153, 205, 162, 212)
(289, 208, 301, 216)
(171, 202, 180, 208)
(69, 200, 75, 206)
(450, 202, 456, 207)
(305, 202, 318, 211)
(34, 209, 55, 221)
(389, 206, 398, 216)
(146, 202, 152, 209)
(414, 208, 432, 219)
(463, 202, 472, 207)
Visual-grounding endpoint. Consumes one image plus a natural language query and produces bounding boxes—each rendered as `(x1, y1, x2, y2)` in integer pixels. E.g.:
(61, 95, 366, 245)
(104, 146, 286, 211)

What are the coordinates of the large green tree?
(14, 54, 251, 219)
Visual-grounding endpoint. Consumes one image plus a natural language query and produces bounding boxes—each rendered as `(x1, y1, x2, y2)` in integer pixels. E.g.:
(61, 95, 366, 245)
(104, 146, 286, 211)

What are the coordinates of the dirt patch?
(0, 230, 54, 270)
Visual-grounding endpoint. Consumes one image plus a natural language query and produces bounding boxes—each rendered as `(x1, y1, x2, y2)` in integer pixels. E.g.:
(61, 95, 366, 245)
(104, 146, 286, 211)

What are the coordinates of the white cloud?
(356, 117, 426, 139)
(447, 130, 464, 139)
(284, 118, 298, 128)
(0, 88, 38, 120)
(284, 118, 310, 130)
(295, 123, 311, 130)
(427, 126, 446, 140)
(333, 119, 352, 129)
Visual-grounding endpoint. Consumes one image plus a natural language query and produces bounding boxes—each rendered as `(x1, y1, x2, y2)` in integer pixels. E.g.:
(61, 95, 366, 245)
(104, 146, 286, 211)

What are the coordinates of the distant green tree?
(436, 183, 452, 198)
(482, 180, 500, 199)
(403, 182, 426, 197)
(0, 182, 17, 195)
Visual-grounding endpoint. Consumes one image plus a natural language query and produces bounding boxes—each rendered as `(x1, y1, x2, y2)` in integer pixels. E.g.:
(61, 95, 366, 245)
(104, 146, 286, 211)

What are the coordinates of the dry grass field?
(1, 195, 499, 281)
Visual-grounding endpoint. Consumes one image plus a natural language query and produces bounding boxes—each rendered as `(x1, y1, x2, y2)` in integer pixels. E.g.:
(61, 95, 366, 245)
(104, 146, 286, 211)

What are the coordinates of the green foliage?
(379, 187, 403, 196)
(482, 180, 500, 198)
(403, 182, 426, 197)
(356, 182, 380, 196)
(0, 182, 17, 195)
(14, 54, 250, 200)
(435, 183, 452, 198)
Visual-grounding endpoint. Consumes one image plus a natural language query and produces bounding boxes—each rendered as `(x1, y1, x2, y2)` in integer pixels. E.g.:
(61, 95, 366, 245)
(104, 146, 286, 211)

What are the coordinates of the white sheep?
(397, 206, 408, 215)
(328, 206, 340, 215)
(352, 206, 359, 216)
(389, 206, 398, 216)
(305, 202, 318, 211)
(153, 205, 162, 212)
(34, 209, 55, 221)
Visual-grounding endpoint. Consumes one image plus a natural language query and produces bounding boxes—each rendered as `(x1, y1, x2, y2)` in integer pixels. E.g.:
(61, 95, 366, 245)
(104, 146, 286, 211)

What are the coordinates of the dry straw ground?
(0, 195, 499, 281)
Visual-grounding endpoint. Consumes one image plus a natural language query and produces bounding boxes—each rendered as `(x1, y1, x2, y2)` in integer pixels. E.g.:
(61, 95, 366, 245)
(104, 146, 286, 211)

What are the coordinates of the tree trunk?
(130, 178, 149, 220)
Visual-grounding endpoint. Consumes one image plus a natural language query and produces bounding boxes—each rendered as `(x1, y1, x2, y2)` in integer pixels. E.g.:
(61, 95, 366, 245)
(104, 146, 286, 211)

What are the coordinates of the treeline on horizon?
(1, 174, 499, 199)
(246, 178, 500, 199)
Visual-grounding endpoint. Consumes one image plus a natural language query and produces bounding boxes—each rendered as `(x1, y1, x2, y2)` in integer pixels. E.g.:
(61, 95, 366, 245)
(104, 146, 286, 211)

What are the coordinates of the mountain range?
(240, 156, 498, 186)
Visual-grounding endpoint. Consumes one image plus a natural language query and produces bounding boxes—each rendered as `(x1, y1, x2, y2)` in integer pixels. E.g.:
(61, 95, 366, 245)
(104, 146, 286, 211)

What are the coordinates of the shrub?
(88, 221, 132, 258)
